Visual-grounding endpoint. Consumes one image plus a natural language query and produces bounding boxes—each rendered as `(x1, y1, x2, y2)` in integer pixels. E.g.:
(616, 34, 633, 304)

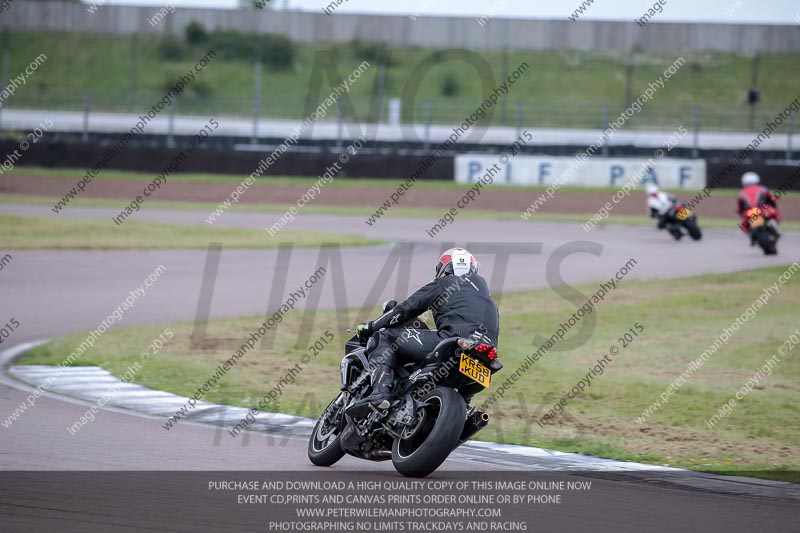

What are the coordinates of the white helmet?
(645, 184, 659, 195)
(742, 172, 760, 186)
(435, 248, 478, 278)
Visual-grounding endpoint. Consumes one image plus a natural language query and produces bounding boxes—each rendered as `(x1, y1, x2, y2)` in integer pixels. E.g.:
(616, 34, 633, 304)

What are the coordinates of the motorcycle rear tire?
(391, 387, 466, 478)
(755, 228, 778, 256)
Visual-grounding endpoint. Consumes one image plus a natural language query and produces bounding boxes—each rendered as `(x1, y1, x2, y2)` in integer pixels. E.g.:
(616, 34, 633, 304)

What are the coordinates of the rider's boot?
(362, 365, 394, 409)
(347, 362, 395, 417)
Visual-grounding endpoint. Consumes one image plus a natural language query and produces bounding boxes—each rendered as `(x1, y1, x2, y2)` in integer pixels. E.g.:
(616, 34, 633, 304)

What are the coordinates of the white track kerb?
(3, 341, 800, 500)
(4, 346, 678, 472)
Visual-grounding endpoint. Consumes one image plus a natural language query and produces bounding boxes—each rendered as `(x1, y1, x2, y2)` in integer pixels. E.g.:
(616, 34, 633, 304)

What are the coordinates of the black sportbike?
(742, 206, 780, 255)
(308, 301, 502, 478)
(667, 202, 702, 241)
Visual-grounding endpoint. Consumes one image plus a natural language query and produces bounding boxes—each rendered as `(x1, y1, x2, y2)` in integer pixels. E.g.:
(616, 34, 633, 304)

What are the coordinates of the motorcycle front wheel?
(667, 225, 684, 240)
(391, 387, 466, 478)
(683, 217, 702, 241)
(308, 393, 346, 467)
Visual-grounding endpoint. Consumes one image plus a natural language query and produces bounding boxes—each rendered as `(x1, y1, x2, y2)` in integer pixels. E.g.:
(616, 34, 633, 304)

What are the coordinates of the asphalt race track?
(1, 205, 799, 532)
(3, 204, 799, 345)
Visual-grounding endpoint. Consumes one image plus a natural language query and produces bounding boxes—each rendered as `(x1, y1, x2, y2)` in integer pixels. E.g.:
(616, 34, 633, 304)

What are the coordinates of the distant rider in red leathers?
(737, 172, 781, 242)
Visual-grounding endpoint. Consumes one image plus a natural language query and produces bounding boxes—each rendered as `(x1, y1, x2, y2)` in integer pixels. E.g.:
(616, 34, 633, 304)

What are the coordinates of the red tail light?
(474, 343, 497, 361)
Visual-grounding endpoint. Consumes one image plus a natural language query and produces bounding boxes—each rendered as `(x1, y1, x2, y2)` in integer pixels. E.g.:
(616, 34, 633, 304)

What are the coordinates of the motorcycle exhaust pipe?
(459, 411, 490, 445)
(367, 449, 392, 459)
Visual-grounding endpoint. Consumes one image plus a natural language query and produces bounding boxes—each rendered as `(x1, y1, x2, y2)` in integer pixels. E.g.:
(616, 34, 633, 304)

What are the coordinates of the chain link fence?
(4, 88, 796, 135)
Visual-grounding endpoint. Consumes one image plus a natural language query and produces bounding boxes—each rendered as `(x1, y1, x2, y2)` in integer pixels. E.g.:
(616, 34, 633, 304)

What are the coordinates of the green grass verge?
(3, 193, 797, 232)
(20, 266, 800, 481)
(5, 166, 743, 195)
(0, 214, 381, 250)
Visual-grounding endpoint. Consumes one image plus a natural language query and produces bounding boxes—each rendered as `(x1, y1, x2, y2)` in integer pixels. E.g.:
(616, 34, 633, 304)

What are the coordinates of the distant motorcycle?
(741, 205, 780, 255)
(667, 203, 703, 241)
(308, 300, 502, 478)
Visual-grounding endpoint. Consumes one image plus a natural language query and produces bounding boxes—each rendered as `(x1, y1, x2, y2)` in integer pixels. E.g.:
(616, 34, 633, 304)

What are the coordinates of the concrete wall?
(3, 1, 799, 54)
(0, 138, 456, 181)
(5, 137, 797, 190)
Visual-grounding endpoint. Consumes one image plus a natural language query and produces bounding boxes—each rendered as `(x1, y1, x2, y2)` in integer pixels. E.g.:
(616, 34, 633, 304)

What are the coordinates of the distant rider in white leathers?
(645, 184, 678, 230)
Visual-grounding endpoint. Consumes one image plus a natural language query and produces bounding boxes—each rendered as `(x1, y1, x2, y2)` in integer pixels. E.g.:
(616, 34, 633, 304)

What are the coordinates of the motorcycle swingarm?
(387, 395, 427, 427)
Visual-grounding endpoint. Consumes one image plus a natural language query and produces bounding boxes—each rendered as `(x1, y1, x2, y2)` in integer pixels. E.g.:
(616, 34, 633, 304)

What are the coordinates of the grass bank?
(7, 30, 800, 130)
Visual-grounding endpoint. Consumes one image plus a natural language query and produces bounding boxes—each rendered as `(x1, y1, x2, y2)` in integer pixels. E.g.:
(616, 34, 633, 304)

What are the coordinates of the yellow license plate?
(750, 215, 765, 228)
(677, 208, 692, 220)
(459, 353, 491, 388)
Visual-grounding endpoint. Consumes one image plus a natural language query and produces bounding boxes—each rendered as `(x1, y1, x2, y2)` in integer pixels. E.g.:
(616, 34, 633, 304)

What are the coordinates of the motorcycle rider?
(646, 183, 681, 230)
(350, 248, 499, 414)
(737, 171, 781, 239)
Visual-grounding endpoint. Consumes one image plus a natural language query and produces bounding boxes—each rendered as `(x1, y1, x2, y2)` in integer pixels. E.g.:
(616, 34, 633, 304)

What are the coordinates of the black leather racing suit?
(363, 273, 499, 395)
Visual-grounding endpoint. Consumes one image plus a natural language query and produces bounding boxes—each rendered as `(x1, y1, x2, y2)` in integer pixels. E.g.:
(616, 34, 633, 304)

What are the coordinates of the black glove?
(356, 323, 373, 343)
